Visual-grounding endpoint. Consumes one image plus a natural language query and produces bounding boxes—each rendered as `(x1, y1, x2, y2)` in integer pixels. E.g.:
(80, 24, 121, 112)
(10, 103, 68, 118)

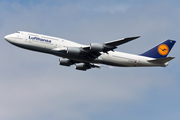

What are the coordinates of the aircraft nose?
(4, 33, 16, 43)
(4, 35, 8, 41)
(4, 34, 11, 42)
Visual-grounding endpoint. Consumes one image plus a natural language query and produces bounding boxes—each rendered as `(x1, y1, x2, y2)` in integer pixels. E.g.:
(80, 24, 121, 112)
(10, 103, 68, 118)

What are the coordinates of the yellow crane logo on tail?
(158, 44, 169, 56)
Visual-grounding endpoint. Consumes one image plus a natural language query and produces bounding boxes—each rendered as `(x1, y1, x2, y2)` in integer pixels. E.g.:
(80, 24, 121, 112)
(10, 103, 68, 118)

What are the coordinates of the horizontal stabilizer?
(148, 57, 175, 64)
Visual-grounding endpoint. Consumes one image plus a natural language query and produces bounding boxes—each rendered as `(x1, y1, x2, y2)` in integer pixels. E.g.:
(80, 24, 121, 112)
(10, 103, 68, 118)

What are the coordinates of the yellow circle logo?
(158, 44, 169, 56)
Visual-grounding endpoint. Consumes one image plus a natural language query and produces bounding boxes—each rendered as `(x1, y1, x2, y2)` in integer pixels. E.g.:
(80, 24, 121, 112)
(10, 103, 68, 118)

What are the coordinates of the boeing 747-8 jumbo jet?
(4, 31, 176, 71)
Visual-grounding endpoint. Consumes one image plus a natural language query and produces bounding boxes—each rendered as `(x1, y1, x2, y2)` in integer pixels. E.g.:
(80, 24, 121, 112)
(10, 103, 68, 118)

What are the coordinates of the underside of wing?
(59, 58, 101, 71)
(53, 36, 140, 64)
(56, 36, 140, 71)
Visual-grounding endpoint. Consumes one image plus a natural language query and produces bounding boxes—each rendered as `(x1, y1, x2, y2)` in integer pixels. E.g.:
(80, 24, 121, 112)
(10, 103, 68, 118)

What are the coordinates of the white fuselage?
(4, 31, 167, 67)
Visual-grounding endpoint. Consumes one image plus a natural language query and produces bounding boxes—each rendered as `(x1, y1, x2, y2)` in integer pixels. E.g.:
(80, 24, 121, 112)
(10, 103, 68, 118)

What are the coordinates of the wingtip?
(135, 36, 141, 38)
(127, 36, 140, 40)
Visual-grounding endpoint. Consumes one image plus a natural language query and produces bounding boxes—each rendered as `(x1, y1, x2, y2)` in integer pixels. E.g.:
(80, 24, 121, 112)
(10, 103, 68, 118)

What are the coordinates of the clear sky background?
(1, 0, 180, 120)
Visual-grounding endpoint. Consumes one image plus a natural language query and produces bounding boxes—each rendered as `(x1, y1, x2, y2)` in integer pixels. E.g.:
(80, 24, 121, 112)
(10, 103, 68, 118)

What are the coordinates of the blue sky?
(1, 0, 180, 120)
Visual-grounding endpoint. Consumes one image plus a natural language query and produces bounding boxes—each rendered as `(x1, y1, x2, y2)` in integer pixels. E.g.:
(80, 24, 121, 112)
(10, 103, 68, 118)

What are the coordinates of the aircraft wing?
(104, 36, 140, 47)
(55, 36, 140, 60)
(82, 36, 140, 52)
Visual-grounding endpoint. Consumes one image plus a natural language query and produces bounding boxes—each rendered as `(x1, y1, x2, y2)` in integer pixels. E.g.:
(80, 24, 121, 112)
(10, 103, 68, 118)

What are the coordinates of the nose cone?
(4, 35, 9, 41)
(4, 34, 11, 42)
(4, 33, 16, 43)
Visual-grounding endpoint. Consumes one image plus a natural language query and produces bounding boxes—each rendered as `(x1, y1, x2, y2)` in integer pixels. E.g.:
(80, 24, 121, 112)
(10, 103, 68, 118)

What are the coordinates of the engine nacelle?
(75, 63, 91, 71)
(90, 43, 104, 51)
(67, 47, 81, 56)
(59, 58, 74, 66)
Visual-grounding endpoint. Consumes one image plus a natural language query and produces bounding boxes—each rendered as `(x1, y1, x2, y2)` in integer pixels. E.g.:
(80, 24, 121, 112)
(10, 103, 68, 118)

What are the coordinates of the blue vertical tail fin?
(140, 40, 176, 58)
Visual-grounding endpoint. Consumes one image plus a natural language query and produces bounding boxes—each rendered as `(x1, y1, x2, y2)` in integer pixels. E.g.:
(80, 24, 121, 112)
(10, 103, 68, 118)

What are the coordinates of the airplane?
(4, 31, 176, 71)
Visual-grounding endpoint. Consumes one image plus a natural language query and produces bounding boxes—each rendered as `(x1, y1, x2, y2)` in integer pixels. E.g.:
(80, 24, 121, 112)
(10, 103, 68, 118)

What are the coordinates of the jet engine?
(67, 47, 81, 56)
(59, 58, 74, 66)
(90, 43, 104, 51)
(75, 63, 91, 71)
(75, 63, 101, 71)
